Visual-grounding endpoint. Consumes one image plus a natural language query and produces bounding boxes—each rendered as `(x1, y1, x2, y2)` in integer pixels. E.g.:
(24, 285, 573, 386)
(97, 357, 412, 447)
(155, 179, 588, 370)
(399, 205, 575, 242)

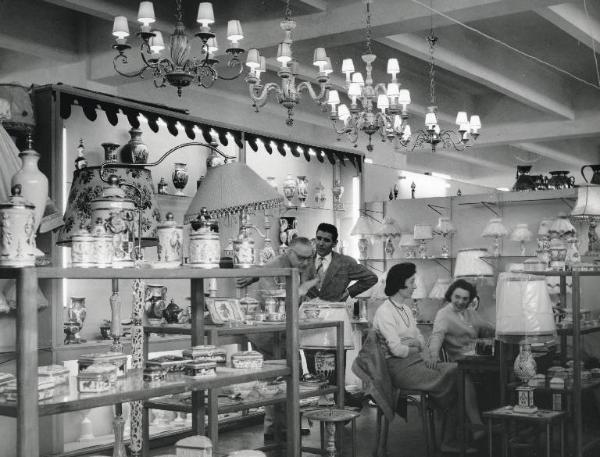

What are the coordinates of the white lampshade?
(398, 89, 411, 106)
(276, 43, 292, 65)
(258, 56, 266, 73)
(538, 219, 552, 237)
(352, 72, 365, 86)
(313, 48, 328, 67)
(350, 215, 378, 237)
(455, 111, 468, 126)
(387, 83, 400, 98)
(454, 248, 494, 278)
(323, 57, 333, 75)
(387, 58, 400, 75)
(377, 94, 389, 110)
(348, 83, 362, 98)
(469, 115, 482, 131)
(398, 233, 417, 247)
(377, 218, 401, 237)
(433, 217, 456, 236)
(412, 275, 428, 299)
(197, 2, 215, 26)
(246, 49, 260, 68)
(571, 186, 600, 220)
(495, 272, 556, 343)
(341, 58, 355, 74)
(338, 104, 350, 121)
(207, 37, 218, 54)
(137, 1, 155, 25)
(112, 16, 130, 39)
(149, 31, 165, 53)
(227, 20, 244, 44)
(413, 224, 433, 241)
(425, 111, 438, 126)
(549, 214, 576, 237)
(429, 278, 451, 299)
(327, 90, 340, 105)
(510, 224, 532, 242)
(481, 218, 509, 238)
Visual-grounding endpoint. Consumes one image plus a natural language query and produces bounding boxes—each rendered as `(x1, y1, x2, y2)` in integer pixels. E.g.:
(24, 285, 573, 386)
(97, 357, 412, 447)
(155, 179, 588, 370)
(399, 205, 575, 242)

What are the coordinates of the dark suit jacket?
(305, 251, 377, 301)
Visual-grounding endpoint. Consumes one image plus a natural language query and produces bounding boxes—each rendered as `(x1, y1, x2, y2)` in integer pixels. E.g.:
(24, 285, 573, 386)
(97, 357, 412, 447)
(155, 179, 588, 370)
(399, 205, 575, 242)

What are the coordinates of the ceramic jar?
(0, 185, 36, 267)
(120, 128, 149, 164)
(172, 163, 189, 196)
(282, 173, 297, 206)
(157, 213, 183, 268)
(71, 225, 95, 267)
(233, 236, 255, 268)
(11, 142, 48, 234)
(297, 176, 308, 207)
(144, 284, 167, 325)
(315, 351, 336, 384)
(90, 217, 114, 268)
(101, 142, 120, 163)
(189, 229, 220, 268)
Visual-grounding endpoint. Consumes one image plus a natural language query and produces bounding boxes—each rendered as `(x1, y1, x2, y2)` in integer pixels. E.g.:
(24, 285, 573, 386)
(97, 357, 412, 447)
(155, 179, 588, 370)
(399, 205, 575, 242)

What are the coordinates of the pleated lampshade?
(350, 214, 379, 236)
(428, 277, 451, 299)
(377, 217, 402, 237)
(481, 218, 509, 239)
(184, 162, 283, 222)
(57, 165, 160, 246)
(570, 186, 600, 220)
(549, 213, 576, 238)
(510, 224, 532, 242)
(454, 248, 494, 278)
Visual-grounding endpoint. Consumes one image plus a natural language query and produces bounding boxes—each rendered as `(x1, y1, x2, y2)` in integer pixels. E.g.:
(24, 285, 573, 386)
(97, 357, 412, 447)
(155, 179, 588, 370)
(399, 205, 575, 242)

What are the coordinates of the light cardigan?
(373, 299, 425, 358)
(428, 302, 495, 361)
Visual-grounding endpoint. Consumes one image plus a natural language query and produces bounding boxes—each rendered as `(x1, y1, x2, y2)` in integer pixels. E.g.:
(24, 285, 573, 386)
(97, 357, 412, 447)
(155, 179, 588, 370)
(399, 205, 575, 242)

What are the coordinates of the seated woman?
(372, 262, 459, 451)
(427, 279, 495, 440)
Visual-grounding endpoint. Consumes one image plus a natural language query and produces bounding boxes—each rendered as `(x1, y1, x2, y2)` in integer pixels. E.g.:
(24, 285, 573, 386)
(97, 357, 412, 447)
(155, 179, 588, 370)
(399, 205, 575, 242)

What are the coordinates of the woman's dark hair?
(384, 262, 416, 297)
(444, 279, 478, 303)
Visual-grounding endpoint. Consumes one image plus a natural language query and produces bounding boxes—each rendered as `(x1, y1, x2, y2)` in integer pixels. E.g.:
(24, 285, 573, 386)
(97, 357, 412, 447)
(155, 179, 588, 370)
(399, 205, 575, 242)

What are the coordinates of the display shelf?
(145, 320, 342, 335)
(556, 325, 600, 336)
(0, 363, 289, 417)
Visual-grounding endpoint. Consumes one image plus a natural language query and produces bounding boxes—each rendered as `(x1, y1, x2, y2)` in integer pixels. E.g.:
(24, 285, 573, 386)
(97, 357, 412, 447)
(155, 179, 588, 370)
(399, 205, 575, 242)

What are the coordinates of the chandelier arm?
(249, 82, 282, 108)
(296, 81, 327, 103)
(330, 118, 354, 136)
(216, 57, 244, 81)
(373, 83, 388, 95)
(113, 54, 150, 79)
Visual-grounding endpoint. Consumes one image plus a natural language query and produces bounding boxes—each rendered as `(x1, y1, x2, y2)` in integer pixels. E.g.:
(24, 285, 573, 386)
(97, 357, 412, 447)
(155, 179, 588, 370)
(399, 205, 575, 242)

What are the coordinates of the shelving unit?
(0, 265, 321, 457)
(362, 256, 454, 273)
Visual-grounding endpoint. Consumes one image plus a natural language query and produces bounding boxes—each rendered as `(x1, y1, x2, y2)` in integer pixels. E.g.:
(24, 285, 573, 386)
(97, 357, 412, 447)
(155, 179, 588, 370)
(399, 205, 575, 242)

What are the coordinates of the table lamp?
(481, 218, 508, 257)
(548, 213, 576, 240)
(509, 223, 532, 256)
(433, 217, 456, 258)
(428, 277, 451, 300)
(398, 233, 418, 259)
(495, 272, 556, 413)
(413, 224, 433, 259)
(376, 217, 402, 258)
(350, 213, 378, 260)
(453, 248, 494, 278)
(570, 185, 600, 256)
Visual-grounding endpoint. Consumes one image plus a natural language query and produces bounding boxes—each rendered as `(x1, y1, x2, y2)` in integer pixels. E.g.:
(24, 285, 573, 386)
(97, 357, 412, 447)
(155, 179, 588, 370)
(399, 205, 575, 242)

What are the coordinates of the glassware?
(172, 162, 189, 196)
(332, 179, 344, 210)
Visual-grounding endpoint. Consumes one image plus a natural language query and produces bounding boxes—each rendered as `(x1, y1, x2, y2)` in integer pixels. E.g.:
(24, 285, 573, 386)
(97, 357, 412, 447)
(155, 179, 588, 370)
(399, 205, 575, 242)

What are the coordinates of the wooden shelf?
(364, 257, 454, 261)
(145, 320, 343, 335)
(556, 325, 600, 336)
(0, 363, 289, 417)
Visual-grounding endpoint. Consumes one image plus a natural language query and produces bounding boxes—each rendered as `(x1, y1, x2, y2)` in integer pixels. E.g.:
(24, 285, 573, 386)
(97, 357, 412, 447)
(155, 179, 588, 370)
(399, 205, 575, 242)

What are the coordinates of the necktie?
(316, 256, 325, 287)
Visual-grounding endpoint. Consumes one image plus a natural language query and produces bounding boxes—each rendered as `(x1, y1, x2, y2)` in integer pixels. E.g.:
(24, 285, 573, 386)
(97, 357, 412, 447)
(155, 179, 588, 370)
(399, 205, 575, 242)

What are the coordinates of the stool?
(303, 408, 361, 457)
(482, 406, 566, 457)
(373, 390, 437, 457)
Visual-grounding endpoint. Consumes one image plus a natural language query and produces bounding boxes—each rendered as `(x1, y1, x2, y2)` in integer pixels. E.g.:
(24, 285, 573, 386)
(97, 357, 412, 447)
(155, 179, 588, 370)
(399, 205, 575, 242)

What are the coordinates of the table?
(457, 349, 508, 457)
(302, 408, 361, 457)
(483, 406, 566, 457)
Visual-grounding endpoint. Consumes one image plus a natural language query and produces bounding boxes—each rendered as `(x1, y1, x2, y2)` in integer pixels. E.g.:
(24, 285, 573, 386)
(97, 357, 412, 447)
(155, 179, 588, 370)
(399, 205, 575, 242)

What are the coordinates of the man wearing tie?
(306, 222, 377, 301)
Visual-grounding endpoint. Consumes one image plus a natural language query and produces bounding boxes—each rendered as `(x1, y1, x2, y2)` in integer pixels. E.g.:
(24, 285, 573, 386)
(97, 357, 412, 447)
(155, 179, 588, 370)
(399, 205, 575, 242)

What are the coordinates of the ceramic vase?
(101, 142, 120, 163)
(11, 144, 48, 234)
(332, 180, 344, 210)
(172, 163, 189, 196)
(0, 185, 37, 267)
(297, 176, 308, 207)
(121, 128, 149, 164)
(144, 284, 167, 325)
(282, 173, 297, 207)
(513, 343, 537, 383)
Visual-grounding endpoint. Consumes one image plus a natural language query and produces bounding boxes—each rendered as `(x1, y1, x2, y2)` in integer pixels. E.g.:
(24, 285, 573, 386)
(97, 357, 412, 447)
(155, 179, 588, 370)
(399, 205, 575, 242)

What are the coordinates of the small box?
(78, 352, 128, 378)
(231, 351, 264, 370)
(77, 371, 113, 393)
(183, 361, 217, 378)
(143, 365, 166, 384)
(4, 379, 55, 402)
(146, 355, 186, 373)
(38, 365, 70, 385)
(80, 362, 119, 384)
(175, 435, 212, 457)
(182, 345, 227, 365)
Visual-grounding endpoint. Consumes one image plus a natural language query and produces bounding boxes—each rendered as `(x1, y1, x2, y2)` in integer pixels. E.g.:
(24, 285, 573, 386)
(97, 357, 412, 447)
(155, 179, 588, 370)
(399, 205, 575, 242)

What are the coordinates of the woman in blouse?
(373, 262, 459, 451)
(427, 279, 495, 439)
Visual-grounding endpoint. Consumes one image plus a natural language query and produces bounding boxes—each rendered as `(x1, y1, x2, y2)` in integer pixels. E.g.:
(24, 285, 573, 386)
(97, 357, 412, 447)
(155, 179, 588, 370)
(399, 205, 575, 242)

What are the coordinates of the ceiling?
(1, 0, 600, 189)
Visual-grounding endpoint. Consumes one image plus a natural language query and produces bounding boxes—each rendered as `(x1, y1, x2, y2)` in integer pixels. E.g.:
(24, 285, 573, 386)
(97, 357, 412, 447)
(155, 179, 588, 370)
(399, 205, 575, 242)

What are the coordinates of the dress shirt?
(315, 252, 332, 274)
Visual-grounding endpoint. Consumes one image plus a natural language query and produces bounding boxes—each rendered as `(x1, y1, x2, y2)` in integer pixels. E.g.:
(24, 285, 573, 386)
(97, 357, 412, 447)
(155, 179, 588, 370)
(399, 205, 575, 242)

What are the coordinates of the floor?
(148, 404, 491, 457)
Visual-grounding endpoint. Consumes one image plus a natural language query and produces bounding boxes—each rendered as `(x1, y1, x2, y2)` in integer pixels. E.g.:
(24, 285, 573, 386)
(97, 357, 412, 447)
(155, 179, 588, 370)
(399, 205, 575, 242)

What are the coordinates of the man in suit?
(306, 222, 377, 301)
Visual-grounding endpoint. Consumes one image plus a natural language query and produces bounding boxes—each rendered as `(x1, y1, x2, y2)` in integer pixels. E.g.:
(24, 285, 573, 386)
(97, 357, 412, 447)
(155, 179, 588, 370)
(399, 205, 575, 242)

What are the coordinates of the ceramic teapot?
(512, 165, 536, 191)
(162, 299, 182, 324)
(581, 165, 600, 185)
(547, 171, 575, 189)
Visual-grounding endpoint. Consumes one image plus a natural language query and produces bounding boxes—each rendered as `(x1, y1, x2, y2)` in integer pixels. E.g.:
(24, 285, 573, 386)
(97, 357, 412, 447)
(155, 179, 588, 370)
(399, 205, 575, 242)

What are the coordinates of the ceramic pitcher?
(581, 165, 600, 185)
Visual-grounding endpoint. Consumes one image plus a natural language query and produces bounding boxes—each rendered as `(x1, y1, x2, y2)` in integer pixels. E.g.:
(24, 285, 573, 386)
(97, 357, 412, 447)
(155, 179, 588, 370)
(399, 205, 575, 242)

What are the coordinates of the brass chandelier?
(111, 0, 245, 96)
(244, 0, 331, 126)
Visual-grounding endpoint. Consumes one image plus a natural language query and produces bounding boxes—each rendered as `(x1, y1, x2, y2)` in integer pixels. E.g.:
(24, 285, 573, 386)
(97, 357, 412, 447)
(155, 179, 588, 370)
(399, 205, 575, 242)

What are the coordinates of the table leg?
(501, 419, 508, 457)
(352, 418, 357, 457)
(488, 419, 493, 457)
(560, 421, 564, 457)
(325, 422, 337, 457)
(458, 368, 466, 457)
(546, 423, 551, 457)
(321, 421, 325, 451)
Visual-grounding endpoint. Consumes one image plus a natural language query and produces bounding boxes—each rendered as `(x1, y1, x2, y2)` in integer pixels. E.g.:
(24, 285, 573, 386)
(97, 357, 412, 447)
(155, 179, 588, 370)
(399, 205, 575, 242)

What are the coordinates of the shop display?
(278, 216, 297, 252)
(296, 175, 308, 207)
(231, 351, 264, 369)
(546, 170, 575, 189)
(509, 224, 532, 256)
(156, 213, 183, 268)
(182, 345, 227, 365)
(398, 233, 418, 258)
(144, 284, 168, 325)
(101, 142, 120, 163)
(454, 248, 494, 277)
(512, 165, 536, 191)
(120, 128, 149, 164)
(433, 217, 456, 258)
(481, 218, 508, 257)
(332, 179, 344, 210)
(172, 162, 189, 196)
(189, 226, 221, 269)
(3, 379, 55, 402)
(66, 296, 87, 343)
(91, 217, 114, 267)
(282, 173, 297, 206)
(0, 184, 36, 267)
(233, 214, 256, 268)
(206, 298, 244, 325)
(513, 343, 537, 383)
(413, 224, 433, 259)
(548, 238, 567, 270)
(147, 355, 187, 373)
(299, 301, 354, 350)
(162, 299, 183, 324)
(157, 177, 168, 194)
(78, 353, 128, 378)
(549, 213, 576, 239)
(184, 361, 217, 378)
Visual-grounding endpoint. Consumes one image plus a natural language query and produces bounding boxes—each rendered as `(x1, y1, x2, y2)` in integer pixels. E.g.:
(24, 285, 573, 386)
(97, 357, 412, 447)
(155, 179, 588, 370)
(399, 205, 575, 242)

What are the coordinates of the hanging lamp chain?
(284, 0, 293, 22)
(175, 0, 183, 23)
(426, 30, 438, 105)
(365, 0, 373, 55)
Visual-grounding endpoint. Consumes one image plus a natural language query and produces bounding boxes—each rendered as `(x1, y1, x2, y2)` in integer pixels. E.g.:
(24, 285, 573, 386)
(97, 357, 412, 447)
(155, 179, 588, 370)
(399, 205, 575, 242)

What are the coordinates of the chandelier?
(111, 1, 245, 97)
(407, 31, 481, 153)
(325, 0, 412, 152)
(245, 0, 331, 126)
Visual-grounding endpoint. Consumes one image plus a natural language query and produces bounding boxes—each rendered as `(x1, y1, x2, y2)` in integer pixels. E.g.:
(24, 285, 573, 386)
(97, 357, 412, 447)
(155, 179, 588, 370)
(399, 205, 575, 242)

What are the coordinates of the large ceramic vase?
(121, 128, 149, 164)
(11, 144, 48, 234)
(513, 343, 537, 383)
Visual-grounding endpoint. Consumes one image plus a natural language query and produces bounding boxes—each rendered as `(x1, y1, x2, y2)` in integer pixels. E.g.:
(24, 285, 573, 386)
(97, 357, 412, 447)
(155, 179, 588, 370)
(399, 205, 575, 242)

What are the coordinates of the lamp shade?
(495, 272, 556, 343)
(398, 233, 417, 247)
(413, 224, 433, 241)
(433, 217, 456, 236)
(429, 277, 451, 299)
(185, 162, 283, 222)
(377, 217, 401, 237)
(510, 224, 532, 242)
(481, 218, 509, 238)
(538, 219, 552, 237)
(549, 213, 576, 237)
(571, 186, 600, 220)
(57, 165, 160, 246)
(454, 248, 494, 278)
(350, 214, 378, 236)
(411, 275, 428, 299)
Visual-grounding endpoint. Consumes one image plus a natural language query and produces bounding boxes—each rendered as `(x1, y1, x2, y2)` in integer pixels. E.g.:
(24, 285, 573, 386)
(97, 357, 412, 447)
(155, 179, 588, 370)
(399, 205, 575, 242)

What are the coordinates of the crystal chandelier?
(325, 0, 412, 152)
(407, 31, 481, 153)
(111, 1, 245, 97)
(245, 0, 331, 126)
